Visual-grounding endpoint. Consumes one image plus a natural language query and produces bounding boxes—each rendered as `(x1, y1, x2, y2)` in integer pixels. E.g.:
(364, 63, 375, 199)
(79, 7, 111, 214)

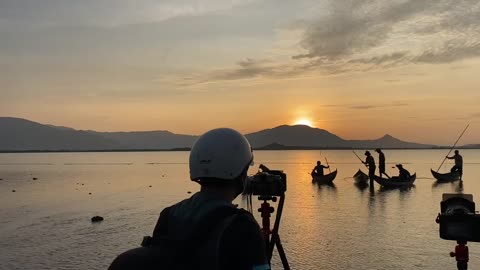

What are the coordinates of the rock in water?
(91, 216, 104, 223)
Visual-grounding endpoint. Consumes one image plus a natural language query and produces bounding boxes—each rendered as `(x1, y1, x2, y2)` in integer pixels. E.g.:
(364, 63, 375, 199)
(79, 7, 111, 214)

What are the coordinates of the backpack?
(108, 206, 243, 270)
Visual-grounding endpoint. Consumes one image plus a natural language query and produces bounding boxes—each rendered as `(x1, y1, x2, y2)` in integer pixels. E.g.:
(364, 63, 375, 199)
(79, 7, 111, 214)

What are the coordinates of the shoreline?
(1, 147, 479, 153)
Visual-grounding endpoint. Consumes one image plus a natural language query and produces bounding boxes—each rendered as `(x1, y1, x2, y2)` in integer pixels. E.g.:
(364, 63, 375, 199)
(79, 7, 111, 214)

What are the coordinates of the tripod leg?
(268, 195, 285, 259)
(274, 235, 290, 270)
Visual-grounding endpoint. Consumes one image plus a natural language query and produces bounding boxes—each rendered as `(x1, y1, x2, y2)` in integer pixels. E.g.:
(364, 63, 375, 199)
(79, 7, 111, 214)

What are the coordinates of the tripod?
(258, 194, 290, 270)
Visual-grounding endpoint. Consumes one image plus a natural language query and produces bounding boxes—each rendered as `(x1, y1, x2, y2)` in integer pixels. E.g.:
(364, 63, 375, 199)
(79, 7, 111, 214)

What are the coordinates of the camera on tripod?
(243, 164, 290, 269)
(244, 164, 287, 197)
(436, 193, 480, 242)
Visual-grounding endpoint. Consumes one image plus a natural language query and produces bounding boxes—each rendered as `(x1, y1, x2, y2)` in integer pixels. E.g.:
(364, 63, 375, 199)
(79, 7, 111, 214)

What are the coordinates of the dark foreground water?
(1, 150, 479, 269)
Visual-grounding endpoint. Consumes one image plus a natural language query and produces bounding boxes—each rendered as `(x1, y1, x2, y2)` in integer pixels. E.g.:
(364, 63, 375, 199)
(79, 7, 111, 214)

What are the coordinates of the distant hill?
(462, 144, 480, 149)
(0, 117, 119, 151)
(88, 130, 197, 150)
(348, 134, 434, 149)
(255, 143, 352, 150)
(0, 117, 439, 151)
(246, 125, 346, 148)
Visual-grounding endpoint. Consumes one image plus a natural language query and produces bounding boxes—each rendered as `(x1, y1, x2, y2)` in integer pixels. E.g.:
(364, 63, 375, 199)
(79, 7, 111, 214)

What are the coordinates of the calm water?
(1, 150, 479, 270)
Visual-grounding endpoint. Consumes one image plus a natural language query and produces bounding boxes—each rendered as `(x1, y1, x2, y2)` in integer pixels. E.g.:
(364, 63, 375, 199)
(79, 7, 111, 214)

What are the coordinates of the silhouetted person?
(395, 164, 411, 181)
(375, 148, 390, 179)
(311, 160, 329, 177)
(447, 150, 463, 178)
(450, 240, 469, 270)
(363, 151, 376, 185)
(108, 128, 270, 270)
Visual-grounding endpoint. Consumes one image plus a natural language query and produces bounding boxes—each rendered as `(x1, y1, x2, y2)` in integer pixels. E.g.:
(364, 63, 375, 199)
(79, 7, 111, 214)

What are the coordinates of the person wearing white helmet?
(109, 128, 270, 270)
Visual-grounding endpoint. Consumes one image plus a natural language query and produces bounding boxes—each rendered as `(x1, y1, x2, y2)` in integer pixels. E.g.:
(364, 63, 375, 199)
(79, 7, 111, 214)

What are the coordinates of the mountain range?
(0, 117, 457, 151)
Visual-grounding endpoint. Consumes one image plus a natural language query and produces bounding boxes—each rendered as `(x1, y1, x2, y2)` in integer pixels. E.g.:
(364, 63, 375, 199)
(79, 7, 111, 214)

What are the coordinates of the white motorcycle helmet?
(190, 128, 253, 182)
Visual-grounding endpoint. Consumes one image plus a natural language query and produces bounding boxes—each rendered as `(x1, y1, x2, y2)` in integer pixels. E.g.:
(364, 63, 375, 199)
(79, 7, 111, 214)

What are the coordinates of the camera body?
(244, 166, 287, 197)
(437, 193, 480, 242)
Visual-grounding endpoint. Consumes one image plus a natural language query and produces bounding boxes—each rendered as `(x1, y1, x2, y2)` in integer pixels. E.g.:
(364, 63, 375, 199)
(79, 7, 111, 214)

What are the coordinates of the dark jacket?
(109, 191, 269, 270)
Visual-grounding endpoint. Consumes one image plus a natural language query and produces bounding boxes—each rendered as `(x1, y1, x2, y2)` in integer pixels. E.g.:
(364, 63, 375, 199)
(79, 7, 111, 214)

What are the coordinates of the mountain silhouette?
(348, 134, 431, 149)
(0, 117, 438, 151)
(0, 117, 119, 151)
(246, 125, 346, 148)
(88, 130, 197, 149)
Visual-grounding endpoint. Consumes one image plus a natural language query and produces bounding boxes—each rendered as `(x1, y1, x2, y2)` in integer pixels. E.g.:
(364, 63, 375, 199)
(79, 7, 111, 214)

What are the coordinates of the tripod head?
(259, 195, 277, 202)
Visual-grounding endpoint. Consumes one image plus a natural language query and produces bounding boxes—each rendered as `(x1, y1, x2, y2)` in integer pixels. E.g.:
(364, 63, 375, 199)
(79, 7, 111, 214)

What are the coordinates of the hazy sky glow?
(1, 0, 479, 145)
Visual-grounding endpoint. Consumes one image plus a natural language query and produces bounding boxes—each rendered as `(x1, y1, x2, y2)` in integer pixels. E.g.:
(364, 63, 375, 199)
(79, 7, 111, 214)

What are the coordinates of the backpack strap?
(143, 206, 242, 253)
(109, 207, 250, 270)
(201, 208, 252, 269)
(183, 206, 242, 261)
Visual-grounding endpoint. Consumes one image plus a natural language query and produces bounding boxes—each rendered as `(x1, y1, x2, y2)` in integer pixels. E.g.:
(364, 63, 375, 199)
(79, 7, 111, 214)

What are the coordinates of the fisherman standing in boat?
(375, 148, 390, 179)
(311, 160, 329, 177)
(446, 150, 463, 179)
(363, 151, 376, 185)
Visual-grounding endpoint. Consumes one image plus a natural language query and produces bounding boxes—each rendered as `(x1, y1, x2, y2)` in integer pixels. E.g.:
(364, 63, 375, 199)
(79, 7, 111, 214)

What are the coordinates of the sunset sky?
(1, 0, 479, 145)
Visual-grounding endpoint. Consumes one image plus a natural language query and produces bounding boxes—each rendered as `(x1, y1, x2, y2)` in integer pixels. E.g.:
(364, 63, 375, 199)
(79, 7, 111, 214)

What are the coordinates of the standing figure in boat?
(375, 148, 390, 179)
(395, 164, 411, 181)
(363, 151, 376, 185)
(446, 150, 463, 179)
(311, 161, 329, 177)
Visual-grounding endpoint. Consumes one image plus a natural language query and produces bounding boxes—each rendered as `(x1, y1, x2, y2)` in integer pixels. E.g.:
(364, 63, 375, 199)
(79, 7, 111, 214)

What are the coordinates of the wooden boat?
(312, 170, 338, 184)
(353, 169, 369, 184)
(373, 173, 416, 188)
(430, 169, 461, 182)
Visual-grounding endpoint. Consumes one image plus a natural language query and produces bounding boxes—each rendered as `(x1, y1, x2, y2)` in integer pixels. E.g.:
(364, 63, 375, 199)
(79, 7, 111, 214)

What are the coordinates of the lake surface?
(1, 150, 479, 269)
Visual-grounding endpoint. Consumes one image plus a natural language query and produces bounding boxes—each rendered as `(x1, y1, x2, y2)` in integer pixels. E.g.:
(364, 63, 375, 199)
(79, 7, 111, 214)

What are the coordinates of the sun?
(294, 118, 314, 127)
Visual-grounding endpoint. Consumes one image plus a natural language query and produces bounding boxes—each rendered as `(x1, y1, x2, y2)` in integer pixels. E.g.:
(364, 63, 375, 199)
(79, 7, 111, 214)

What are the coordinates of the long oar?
(325, 157, 332, 173)
(353, 150, 368, 168)
(436, 124, 470, 172)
